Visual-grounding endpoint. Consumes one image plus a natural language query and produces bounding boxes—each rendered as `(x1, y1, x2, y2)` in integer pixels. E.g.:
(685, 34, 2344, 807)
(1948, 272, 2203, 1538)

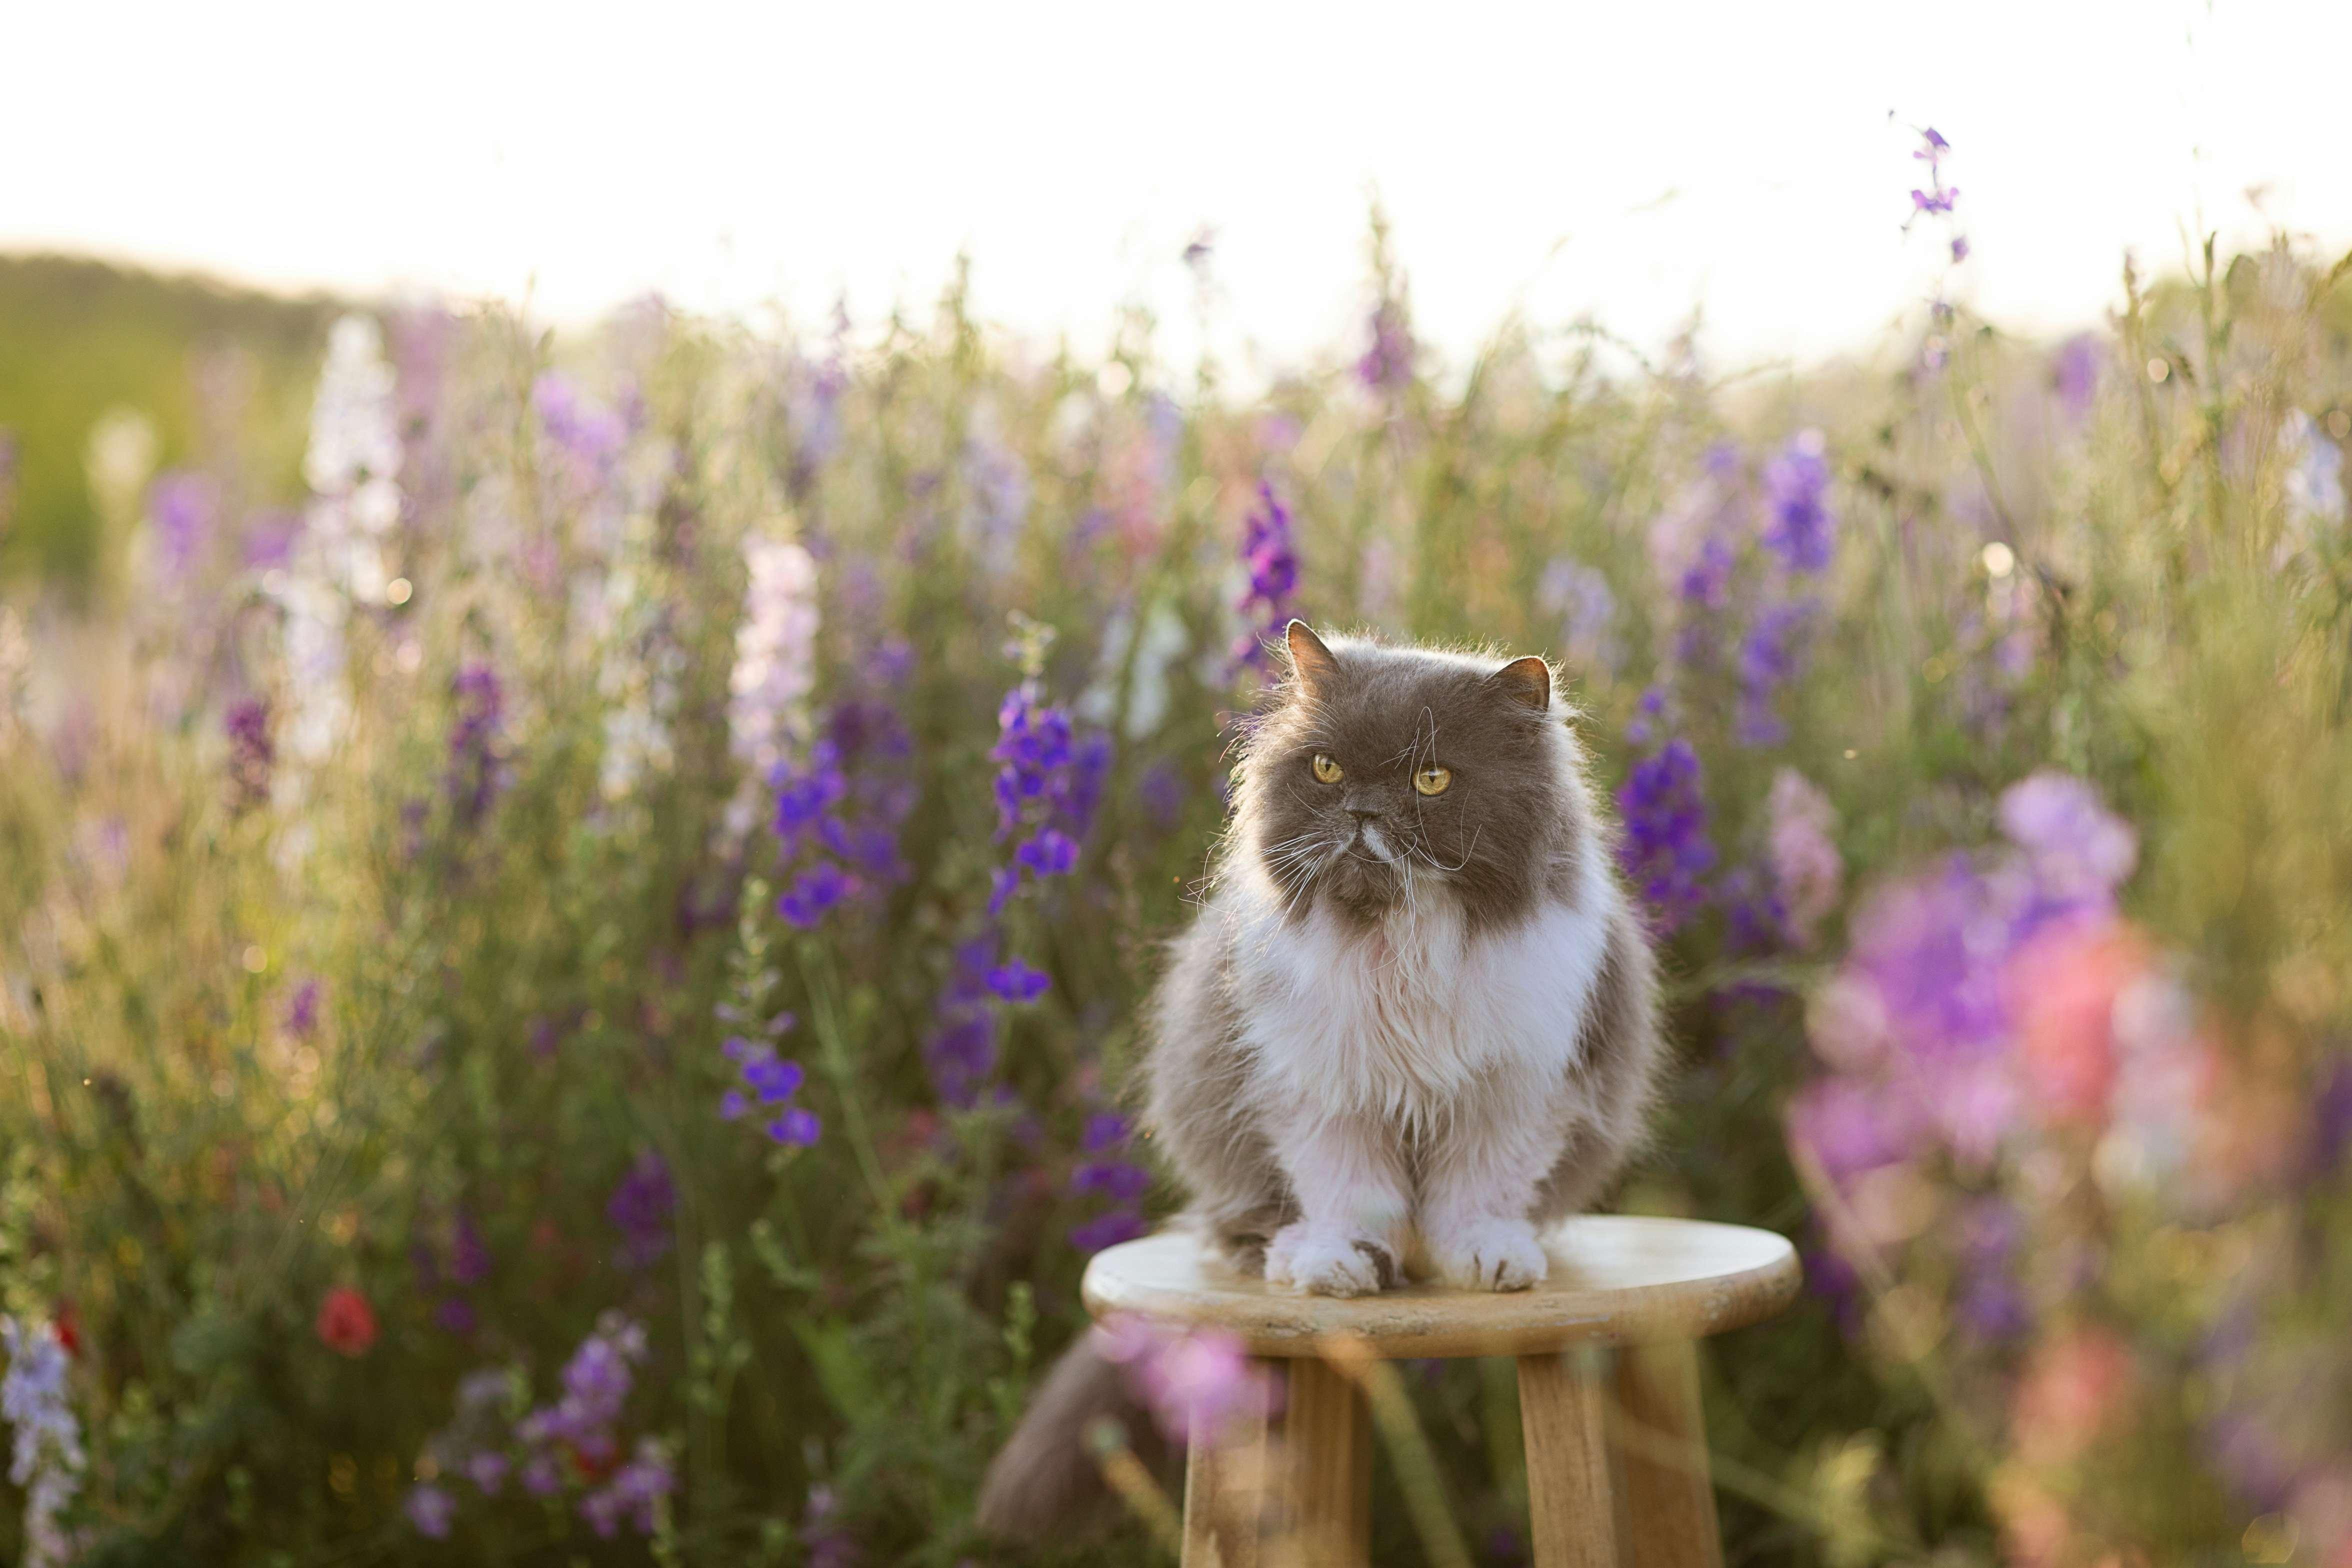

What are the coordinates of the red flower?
(52, 1301, 81, 1358)
(315, 1286, 379, 1358)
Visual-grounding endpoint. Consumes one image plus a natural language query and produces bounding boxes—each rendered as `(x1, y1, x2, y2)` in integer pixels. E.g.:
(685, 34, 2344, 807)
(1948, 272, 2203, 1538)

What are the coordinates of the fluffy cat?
(978, 622, 1664, 1539)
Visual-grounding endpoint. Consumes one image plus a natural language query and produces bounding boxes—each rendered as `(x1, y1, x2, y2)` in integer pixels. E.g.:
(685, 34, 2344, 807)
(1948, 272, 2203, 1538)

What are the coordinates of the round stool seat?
(1082, 1214, 1800, 1358)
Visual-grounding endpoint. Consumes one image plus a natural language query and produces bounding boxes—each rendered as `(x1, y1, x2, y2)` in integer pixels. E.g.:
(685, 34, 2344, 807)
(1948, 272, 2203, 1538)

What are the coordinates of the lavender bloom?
(1735, 599, 1818, 747)
(2052, 334, 2105, 421)
(924, 937, 1006, 1108)
(449, 1212, 491, 1287)
(516, 1312, 646, 1468)
(405, 1482, 456, 1539)
(466, 1451, 509, 1495)
(1068, 1208, 1150, 1254)
(1616, 738, 1716, 935)
(444, 663, 508, 830)
(1228, 482, 1301, 679)
(282, 976, 321, 1038)
(2, 1317, 84, 1568)
(225, 696, 274, 812)
(582, 1438, 674, 1538)
(1538, 558, 1622, 674)
(605, 1153, 674, 1270)
(148, 471, 218, 580)
(1766, 768, 1842, 948)
(985, 958, 1051, 1002)
(802, 1484, 858, 1568)
(1356, 299, 1414, 392)
(720, 1032, 820, 1146)
(1998, 770, 2137, 912)
(531, 372, 628, 476)
(1792, 774, 2140, 1180)
(1760, 432, 1834, 574)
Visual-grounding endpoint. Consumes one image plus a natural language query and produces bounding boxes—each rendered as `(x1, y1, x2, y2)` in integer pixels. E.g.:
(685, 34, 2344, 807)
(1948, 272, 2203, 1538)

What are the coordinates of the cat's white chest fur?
(1234, 852, 1617, 1127)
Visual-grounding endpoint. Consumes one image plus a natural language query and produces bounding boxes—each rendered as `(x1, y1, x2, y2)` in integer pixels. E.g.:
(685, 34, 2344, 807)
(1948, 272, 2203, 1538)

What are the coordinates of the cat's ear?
(1284, 621, 1340, 697)
(1486, 655, 1551, 712)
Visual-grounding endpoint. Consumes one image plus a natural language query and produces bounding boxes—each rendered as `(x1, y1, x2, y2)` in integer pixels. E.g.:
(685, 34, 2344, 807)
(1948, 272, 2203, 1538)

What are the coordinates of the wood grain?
(1613, 1338, 1722, 1568)
(1518, 1350, 1618, 1568)
(1280, 1356, 1370, 1568)
(1083, 1216, 1800, 1358)
(1182, 1373, 1270, 1568)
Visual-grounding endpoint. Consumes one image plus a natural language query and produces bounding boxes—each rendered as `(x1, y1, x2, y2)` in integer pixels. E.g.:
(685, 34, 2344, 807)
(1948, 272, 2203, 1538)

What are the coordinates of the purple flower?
(1014, 828, 1078, 879)
(466, 1451, 508, 1496)
(532, 372, 628, 474)
(520, 1453, 563, 1498)
(436, 1298, 479, 1336)
(1082, 1112, 1131, 1152)
(282, 978, 321, 1039)
(406, 1483, 456, 1540)
(744, 1056, 806, 1104)
(1356, 299, 1414, 392)
(1228, 482, 1302, 678)
(778, 862, 856, 928)
(2052, 334, 2105, 420)
(519, 1312, 645, 1460)
(226, 698, 274, 812)
(1735, 599, 1818, 747)
(1072, 1158, 1151, 1203)
(772, 746, 850, 842)
(766, 1107, 822, 1146)
(1759, 432, 1834, 574)
(984, 958, 1051, 1003)
(719, 1088, 747, 1120)
(444, 663, 508, 830)
(1998, 771, 2137, 907)
(605, 1153, 674, 1270)
(1068, 1206, 1149, 1254)
(450, 1212, 492, 1286)
(148, 471, 218, 578)
(802, 1484, 859, 1568)
(582, 1439, 674, 1538)
(1615, 738, 1716, 934)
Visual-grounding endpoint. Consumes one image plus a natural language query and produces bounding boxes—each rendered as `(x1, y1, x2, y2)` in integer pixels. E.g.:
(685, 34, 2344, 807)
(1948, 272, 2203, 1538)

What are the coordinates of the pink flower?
(2010, 1325, 2134, 1467)
(1766, 768, 1842, 948)
(2006, 924, 2152, 1128)
(1096, 1316, 1270, 1443)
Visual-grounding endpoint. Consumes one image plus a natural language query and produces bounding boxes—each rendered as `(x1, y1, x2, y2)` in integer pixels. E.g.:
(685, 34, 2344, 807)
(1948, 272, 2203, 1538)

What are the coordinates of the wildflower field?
(5, 149, 2352, 1566)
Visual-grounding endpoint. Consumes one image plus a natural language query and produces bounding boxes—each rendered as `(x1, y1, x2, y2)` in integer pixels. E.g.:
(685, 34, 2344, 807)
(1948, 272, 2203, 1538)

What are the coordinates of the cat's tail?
(976, 1328, 1163, 1544)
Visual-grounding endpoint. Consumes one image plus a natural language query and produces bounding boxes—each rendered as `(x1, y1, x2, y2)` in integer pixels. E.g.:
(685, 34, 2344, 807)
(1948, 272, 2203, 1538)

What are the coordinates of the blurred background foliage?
(1, 195, 2350, 1568)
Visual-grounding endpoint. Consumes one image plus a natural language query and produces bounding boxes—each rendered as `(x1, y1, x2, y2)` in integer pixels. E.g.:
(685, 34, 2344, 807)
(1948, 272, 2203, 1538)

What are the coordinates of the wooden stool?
(1082, 1216, 1800, 1568)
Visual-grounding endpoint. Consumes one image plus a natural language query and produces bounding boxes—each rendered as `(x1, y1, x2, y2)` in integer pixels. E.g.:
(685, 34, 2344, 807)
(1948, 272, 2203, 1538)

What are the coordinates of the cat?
(978, 620, 1664, 1540)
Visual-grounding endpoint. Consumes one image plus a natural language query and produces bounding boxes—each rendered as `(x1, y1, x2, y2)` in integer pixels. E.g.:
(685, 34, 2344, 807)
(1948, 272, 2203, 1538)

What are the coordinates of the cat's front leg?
(1262, 1107, 1410, 1298)
(1418, 1080, 1570, 1292)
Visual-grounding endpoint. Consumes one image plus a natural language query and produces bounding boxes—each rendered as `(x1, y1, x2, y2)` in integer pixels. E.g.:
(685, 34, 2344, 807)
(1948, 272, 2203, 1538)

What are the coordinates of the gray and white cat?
(979, 622, 1664, 1537)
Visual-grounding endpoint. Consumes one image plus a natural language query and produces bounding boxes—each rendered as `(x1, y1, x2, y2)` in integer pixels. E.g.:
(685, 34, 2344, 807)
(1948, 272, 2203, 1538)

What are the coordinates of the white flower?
(2, 1316, 86, 1568)
(728, 537, 820, 786)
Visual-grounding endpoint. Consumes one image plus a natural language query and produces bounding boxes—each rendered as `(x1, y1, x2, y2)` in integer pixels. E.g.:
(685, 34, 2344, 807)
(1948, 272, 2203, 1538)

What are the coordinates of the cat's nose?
(1347, 806, 1380, 824)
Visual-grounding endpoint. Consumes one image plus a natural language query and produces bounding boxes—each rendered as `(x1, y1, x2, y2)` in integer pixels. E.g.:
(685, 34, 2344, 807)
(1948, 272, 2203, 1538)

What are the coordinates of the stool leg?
(1182, 1368, 1270, 1568)
(1518, 1349, 1618, 1568)
(1282, 1356, 1370, 1568)
(1612, 1340, 1722, 1568)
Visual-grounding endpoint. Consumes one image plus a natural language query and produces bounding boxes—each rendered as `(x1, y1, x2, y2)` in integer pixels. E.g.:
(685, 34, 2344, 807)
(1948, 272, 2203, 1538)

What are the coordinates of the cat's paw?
(1264, 1222, 1400, 1298)
(1428, 1217, 1548, 1292)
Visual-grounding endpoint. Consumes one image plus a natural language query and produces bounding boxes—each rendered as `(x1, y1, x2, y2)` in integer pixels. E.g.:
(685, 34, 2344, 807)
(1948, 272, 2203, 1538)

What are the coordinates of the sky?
(8, 0, 2349, 378)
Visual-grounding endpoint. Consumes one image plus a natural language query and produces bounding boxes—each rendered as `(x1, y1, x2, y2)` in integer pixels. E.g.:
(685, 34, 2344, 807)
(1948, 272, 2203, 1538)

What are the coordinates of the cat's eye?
(1312, 754, 1344, 784)
(1414, 764, 1452, 796)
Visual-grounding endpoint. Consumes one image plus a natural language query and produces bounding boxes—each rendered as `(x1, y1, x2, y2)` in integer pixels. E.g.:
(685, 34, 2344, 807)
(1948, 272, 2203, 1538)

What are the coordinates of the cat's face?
(1238, 623, 1574, 930)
